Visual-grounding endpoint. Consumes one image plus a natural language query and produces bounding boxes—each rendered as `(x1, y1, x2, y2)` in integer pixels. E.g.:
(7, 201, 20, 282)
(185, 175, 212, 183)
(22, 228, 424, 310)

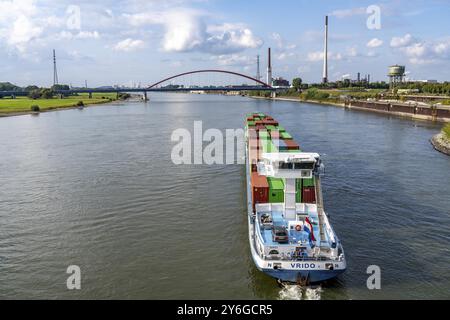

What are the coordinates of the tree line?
(0, 82, 71, 99)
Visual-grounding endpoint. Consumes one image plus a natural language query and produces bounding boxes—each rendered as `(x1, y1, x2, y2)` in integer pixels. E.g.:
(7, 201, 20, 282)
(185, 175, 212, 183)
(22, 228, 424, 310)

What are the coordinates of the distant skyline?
(1, 0, 449, 87)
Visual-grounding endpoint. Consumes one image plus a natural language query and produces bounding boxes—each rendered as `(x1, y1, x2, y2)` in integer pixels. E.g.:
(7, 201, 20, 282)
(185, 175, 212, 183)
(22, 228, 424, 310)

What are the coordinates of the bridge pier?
(116, 92, 119, 100)
(88, 92, 92, 99)
(271, 91, 276, 98)
(143, 91, 149, 102)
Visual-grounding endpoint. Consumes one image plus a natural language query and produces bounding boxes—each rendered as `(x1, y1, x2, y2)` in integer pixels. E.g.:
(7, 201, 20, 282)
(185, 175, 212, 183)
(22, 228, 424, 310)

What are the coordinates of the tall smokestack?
(322, 16, 328, 83)
(267, 47, 272, 86)
(53, 49, 59, 86)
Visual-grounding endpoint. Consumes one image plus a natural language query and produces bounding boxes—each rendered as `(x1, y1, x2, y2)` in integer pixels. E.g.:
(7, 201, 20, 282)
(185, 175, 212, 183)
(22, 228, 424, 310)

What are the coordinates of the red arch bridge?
(0, 70, 276, 99)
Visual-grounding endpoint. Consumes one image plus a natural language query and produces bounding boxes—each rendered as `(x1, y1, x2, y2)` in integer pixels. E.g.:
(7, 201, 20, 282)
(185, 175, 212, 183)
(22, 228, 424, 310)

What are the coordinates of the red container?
(249, 146, 258, 169)
(255, 125, 266, 132)
(283, 139, 300, 150)
(248, 129, 258, 140)
(249, 138, 259, 151)
(302, 187, 316, 203)
(251, 172, 269, 210)
(270, 131, 281, 139)
(249, 146, 259, 172)
(262, 120, 279, 126)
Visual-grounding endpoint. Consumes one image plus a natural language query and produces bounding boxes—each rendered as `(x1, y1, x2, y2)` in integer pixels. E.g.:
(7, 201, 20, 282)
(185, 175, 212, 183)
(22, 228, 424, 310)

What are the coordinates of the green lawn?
(0, 94, 116, 114)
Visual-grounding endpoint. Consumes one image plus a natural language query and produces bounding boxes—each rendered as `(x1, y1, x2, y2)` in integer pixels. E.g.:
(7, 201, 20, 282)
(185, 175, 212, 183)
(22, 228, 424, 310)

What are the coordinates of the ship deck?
(256, 204, 329, 248)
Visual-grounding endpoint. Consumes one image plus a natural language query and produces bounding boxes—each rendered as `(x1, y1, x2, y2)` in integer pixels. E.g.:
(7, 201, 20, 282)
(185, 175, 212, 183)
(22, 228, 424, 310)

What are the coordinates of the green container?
(258, 112, 265, 117)
(302, 178, 315, 187)
(277, 126, 286, 132)
(265, 125, 277, 131)
(295, 179, 303, 203)
(280, 132, 293, 140)
(258, 131, 270, 140)
(247, 121, 255, 126)
(260, 139, 269, 153)
(261, 140, 278, 153)
(267, 177, 284, 203)
(296, 190, 302, 202)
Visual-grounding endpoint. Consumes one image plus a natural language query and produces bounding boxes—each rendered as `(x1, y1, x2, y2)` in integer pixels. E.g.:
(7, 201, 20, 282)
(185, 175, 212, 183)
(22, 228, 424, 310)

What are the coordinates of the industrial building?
(272, 77, 290, 88)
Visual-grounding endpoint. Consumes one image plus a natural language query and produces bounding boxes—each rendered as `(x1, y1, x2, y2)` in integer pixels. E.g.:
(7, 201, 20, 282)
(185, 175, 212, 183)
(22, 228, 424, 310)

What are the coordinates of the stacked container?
(267, 177, 284, 203)
(280, 132, 293, 140)
(251, 172, 269, 211)
(245, 112, 316, 209)
(302, 187, 316, 203)
(283, 140, 300, 150)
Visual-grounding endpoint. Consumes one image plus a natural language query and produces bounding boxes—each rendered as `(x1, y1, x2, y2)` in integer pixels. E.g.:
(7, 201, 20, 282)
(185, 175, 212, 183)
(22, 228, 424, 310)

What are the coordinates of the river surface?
(0, 94, 449, 299)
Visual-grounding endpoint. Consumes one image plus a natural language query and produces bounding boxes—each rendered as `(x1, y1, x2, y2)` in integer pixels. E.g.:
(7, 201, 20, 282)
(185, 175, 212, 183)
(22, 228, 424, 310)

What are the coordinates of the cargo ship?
(245, 113, 346, 284)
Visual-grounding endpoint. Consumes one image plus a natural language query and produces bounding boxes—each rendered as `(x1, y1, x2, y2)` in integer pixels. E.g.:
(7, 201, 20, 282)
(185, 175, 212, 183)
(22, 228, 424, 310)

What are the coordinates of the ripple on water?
(278, 284, 323, 300)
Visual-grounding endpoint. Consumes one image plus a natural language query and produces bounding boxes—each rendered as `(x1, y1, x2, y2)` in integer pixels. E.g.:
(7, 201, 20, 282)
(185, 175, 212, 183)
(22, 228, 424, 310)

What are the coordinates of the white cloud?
(76, 31, 100, 39)
(123, 9, 262, 54)
(390, 34, 450, 65)
(203, 23, 262, 54)
(0, 0, 42, 53)
(307, 51, 342, 62)
(303, 30, 352, 42)
(329, 7, 366, 18)
(367, 38, 383, 48)
(57, 30, 100, 40)
(270, 32, 296, 55)
(276, 52, 295, 60)
(211, 54, 253, 67)
(306, 51, 324, 62)
(7, 14, 43, 52)
(271, 32, 283, 48)
(113, 38, 145, 52)
(347, 47, 358, 57)
(390, 34, 415, 48)
(433, 41, 450, 56)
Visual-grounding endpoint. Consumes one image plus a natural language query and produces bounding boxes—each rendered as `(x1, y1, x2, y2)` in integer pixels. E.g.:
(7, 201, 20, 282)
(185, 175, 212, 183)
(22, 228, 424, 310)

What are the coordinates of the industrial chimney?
(267, 47, 272, 86)
(322, 16, 328, 84)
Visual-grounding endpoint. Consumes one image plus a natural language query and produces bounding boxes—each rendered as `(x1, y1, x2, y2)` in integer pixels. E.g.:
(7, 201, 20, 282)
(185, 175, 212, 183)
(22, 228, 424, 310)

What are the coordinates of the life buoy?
(295, 225, 301, 231)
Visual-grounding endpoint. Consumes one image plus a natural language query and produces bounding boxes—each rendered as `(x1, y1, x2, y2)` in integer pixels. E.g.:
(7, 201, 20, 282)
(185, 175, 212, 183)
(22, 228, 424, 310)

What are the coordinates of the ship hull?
(262, 268, 345, 283)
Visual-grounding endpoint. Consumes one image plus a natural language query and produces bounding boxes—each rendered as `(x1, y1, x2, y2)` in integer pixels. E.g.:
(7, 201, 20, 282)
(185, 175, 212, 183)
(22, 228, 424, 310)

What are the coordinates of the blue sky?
(1, 0, 449, 87)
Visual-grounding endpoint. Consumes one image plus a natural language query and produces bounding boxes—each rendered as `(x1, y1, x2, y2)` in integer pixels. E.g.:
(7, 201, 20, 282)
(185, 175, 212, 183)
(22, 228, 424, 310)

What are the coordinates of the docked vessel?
(245, 113, 346, 284)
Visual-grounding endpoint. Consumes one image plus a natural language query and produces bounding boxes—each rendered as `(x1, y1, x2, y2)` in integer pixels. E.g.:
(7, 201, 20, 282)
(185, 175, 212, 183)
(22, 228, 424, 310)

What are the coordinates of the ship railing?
(263, 255, 344, 262)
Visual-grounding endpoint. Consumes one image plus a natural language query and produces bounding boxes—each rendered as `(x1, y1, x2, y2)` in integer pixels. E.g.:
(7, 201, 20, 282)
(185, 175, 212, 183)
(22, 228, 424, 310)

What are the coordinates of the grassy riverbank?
(0, 93, 118, 115)
(443, 123, 450, 140)
(250, 95, 346, 109)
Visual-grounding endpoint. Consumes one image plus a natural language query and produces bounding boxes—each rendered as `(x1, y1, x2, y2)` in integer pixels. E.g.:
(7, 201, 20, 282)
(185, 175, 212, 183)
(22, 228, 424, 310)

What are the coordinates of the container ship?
(245, 113, 346, 284)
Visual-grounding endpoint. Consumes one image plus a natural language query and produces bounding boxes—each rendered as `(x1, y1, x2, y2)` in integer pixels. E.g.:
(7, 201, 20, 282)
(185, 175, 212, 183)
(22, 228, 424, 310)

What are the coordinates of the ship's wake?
(277, 283, 322, 300)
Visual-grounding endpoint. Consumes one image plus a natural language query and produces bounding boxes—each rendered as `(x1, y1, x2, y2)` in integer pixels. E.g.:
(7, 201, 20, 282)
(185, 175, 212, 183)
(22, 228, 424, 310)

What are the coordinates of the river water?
(0, 94, 449, 299)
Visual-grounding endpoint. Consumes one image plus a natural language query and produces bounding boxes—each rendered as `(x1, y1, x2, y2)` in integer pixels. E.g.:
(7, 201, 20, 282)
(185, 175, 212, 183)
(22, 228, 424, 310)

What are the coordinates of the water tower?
(388, 65, 405, 90)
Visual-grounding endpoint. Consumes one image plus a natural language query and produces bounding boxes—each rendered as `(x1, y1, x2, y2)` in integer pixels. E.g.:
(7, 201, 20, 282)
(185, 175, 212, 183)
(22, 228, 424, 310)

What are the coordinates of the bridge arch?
(147, 69, 271, 89)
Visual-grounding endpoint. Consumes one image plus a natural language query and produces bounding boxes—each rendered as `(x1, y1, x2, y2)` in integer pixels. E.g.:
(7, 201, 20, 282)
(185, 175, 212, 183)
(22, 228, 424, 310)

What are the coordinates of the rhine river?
(0, 94, 449, 299)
